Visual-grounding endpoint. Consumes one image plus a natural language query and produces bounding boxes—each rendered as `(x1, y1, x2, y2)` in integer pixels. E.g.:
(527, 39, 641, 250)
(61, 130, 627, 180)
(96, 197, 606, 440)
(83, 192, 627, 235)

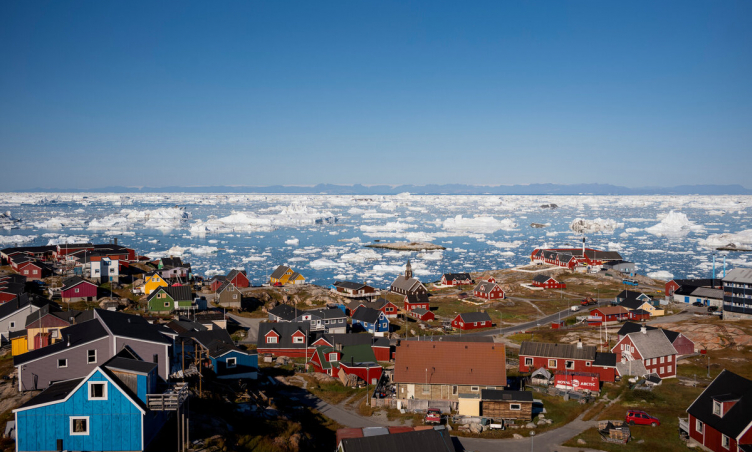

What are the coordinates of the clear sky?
(1, 1, 750, 190)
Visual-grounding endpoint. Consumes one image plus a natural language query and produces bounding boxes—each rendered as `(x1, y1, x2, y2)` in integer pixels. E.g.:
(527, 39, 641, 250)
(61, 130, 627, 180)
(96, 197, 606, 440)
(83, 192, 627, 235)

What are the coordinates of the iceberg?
(645, 211, 704, 237)
(0, 234, 36, 245)
(569, 218, 622, 234)
(442, 215, 518, 234)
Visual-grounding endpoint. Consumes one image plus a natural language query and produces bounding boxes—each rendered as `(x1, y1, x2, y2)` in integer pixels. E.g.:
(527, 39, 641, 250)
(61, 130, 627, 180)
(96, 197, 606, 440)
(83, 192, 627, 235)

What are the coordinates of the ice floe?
(645, 211, 705, 237)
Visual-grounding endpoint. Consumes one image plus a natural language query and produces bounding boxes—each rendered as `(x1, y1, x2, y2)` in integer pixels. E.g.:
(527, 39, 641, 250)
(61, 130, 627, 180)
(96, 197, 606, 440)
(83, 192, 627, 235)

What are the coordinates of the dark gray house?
(216, 281, 241, 308)
(0, 294, 50, 343)
(14, 309, 173, 391)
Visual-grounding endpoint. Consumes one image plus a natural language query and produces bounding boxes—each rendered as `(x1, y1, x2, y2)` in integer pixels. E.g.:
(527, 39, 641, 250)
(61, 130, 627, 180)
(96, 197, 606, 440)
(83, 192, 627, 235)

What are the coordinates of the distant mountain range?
(13, 183, 752, 195)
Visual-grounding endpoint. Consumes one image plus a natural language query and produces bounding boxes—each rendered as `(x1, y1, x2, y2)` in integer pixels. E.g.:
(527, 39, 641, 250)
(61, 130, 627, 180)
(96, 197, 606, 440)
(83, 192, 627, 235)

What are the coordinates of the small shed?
(457, 394, 480, 417)
(480, 389, 533, 421)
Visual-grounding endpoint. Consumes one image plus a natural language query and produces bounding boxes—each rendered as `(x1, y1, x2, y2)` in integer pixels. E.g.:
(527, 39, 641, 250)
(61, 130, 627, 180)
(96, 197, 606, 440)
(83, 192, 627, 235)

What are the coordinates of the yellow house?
(270, 265, 306, 285)
(637, 301, 664, 317)
(11, 334, 28, 356)
(143, 272, 168, 295)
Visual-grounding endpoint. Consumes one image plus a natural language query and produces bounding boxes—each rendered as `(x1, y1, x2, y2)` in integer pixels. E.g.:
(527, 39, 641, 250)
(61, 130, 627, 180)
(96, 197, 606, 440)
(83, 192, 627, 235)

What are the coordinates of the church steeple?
(405, 259, 413, 279)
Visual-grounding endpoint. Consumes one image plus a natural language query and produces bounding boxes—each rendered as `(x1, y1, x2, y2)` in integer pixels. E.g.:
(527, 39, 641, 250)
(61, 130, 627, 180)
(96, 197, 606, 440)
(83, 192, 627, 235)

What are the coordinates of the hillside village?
(0, 240, 751, 452)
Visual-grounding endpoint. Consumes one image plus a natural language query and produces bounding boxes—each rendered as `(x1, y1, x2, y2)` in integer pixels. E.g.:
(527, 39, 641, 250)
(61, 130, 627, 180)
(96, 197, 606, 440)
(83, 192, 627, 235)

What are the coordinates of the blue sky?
(1, 1, 750, 190)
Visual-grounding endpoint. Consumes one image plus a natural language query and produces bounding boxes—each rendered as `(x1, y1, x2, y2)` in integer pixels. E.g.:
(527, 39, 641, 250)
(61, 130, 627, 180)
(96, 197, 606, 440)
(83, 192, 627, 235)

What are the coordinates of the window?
(70, 417, 89, 435)
(75, 288, 80, 293)
(87, 349, 97, 364)
(23, 270, 28, 275)
(164, 302, 170, 308)
(660, 356, 664, 364)
(58, 359, 67, 368)
(471, 386, 479, 392)
(510, 403, 521, 411)
(9, 322, 14, 329)
(667, 365, 672, 373)
(153, 354, 159, 365)
(233, 294, 238, 299)
(486, 386, 496, 390)
(722, 434, 730, 449)
(565, 360, 575, 370)
(293, 336, 304, 344)
(660, 367, 664, 374)
(696, 419, 703, 433)
(266, 337, 278, 344)
(226, 357, 237, 368)
(452, 385, 458, 395)
(88, 382, 107, 400)
(422, 384, 430, 394)
(713, 400, 722, 416)
(668, 355, 672, 362)
(525, 358, 533, 366)
(548, 359, 557, 368)
(586, 362, 591, 367)
(328, 353, 338, 362)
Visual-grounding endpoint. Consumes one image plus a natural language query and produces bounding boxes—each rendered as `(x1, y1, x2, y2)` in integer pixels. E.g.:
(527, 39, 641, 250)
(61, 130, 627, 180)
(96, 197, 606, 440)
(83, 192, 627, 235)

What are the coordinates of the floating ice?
(286, 238, 300, 246)
(569, 218, 622, 234)
(442, 215, 517, 234)
(647, 270, 673, 280)
(0, 234, 36, 245)
(699, 229, 752, 250)
(645, 211, 705, 237)
(310, 258, 346, 269)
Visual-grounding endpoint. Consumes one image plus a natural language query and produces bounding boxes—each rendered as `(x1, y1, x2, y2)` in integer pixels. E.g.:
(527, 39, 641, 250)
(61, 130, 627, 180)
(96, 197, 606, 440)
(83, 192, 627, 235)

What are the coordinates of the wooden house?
(588, 306, 629, 326)
(60, 277, 98, 303)
(393, 341, 506, 403)
(205, 344, 257, 380)
(17, 261, 54, 281)
(0, 294, 49, 344)
(532, 274, 566, 289)
(408, 307, 435, 322)
(618, 294, 665, 317)
(310, 334, 391, 362)
(473, 281, 505, 300)
(256, 322, 313, 358)
(142, 273, 168, 296)
(226, 269, 250, 288)
(617, 322, 696, 356)
(686, 370, 752, 452)
(366, 298, 399, 318)
(330, 281, 380, 300)
(519, 340, 617, 383)
(146, 286, 195, 313)
(269, 265, 305, 285)
(24, 305, 94, 351)
(351, 307, 389, 335)
(337, 429, 456, 452)
(480, 389, 534, 421)
(441, 273, 473, 286)
(628, 309, 651, 321)
(451, 312, 492, 330)
(403, 293, 429, 312)
(308, 343, 382, 383)
(13, 356, 170, 452)
(216, 281, 241, 309)
(530, 249, 578, 270)
(611, 326, 678, 379)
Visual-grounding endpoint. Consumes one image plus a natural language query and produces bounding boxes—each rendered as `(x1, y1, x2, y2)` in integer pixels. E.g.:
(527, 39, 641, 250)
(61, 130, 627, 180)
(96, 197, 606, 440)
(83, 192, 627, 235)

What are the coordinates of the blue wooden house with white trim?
(208, 348, 258, 380)
(13, 355, 169, 452)
(351, 307, 390, 335)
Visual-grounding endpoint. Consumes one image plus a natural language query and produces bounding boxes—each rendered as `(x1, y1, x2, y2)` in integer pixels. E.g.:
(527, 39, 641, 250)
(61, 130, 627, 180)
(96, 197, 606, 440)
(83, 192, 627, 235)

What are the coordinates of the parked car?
(570, 305, 580, 312)
(707, 306, 719, 312)
(623, 279, 639, 287)
(692, 301, 704, 307)
(425, 408, 442, 424)
(581, 297, 597, 306)
(625, 410, 660, 427)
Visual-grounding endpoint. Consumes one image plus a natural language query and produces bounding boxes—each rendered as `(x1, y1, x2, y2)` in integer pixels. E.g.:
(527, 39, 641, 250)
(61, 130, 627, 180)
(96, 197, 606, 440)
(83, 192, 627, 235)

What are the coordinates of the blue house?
(13, 355, 169, 452)
(351, 307, 389, 334)
(208, 347, 258, 380)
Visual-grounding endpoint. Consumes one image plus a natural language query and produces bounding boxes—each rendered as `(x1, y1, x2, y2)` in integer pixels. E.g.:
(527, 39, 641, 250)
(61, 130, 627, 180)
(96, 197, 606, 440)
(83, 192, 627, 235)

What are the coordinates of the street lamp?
(529, 430, 536, 452)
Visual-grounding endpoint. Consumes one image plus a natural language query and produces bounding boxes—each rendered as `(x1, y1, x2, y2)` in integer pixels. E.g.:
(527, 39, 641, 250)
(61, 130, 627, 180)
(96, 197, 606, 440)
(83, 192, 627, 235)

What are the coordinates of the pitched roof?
(593, 306, 629, 316)
(0, 293, 51, 320)
(339, 428, 456, 452)
(584, 249, 623, 261)
(687, 370, 752, 439)
(457, 312, 492, 323)
(270, 265, 290, 280)
(165, 285, 193, 301)
(593, 352, 617, 367)
(689, 287, 724, 299)
(617, 290, 650, 300)
(390, 275, 424, 293)
(443, 273, 471, 281)
(268, 304, 298, 321)
(61, 276, 96, 291)
(617, 322, 683, 344)
(404, 293, 429, 304)
(257, 322, 312, 349)
(619, 298, 647, 310)
(520, 341, 597, 360)
(319, 333, 390, 348)
(532, 274, 553, 283)
(17, 377, 85, 409)
(333, 281, 367, 291)
(411, 307, 431, 316)
(624, 329, 677, 359)
(394, 341, 506, 386)
(474, 281, 499, 294)
(104, 356, 158, 375)
(14, 319, 109, 366)
(352, 307, 382, 324)
(216, 280, 237, 294)
(226, 269, 246, 281)
(94, 309, 172, 345)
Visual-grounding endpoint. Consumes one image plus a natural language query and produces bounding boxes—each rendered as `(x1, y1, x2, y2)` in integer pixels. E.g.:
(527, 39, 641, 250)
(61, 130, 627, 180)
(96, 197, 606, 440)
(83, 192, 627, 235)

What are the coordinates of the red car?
(625, 410, 660, 427)
(425, 408, 442, 424)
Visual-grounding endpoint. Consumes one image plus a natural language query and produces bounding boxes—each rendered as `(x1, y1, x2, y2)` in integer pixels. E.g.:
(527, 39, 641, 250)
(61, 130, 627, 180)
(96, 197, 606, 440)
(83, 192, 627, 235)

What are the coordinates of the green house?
(147, 286, 194, 313)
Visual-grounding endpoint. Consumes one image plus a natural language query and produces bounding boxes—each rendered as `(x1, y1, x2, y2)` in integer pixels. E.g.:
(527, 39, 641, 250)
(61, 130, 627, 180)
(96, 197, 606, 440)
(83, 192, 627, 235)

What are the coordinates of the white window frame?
(57, 358, 68, 368)
(696, 419, 704, 433)
(328, 353, 338, 362)
(266, 336, 278, 344)
(70, 416, 90, 436)
(668, 355, 672, 362)
(722, 434, 730, 449)
(226, 357, 237, 368)
(548, 359, 557, 368)
(525, 358, 533, 366)
(660, 367, 664, 374)
(87, 349, 97, 364)
(88, 382, 108, 401)
(293, 336, 304, 344)
(471, 386, 480, 392)
(660, 356, 664, 364)
(9, 321, 14, 329)
(422, 384, 430, 394)
(565, 360, 575, 370)
(510, 403, 521, 411)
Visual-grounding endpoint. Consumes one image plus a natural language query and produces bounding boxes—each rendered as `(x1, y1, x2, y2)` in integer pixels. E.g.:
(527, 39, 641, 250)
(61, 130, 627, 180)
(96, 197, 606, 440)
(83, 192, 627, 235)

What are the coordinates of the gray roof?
(457, 311, 492, 323)
(411, 307, 430, 316)
(616, 359, 648, 377)
(443, 273, 471, 281)
(270, 265, 290, 280)
(690, 287, 724, 299)
(480, 389, 533, 402)
(520, 341, 596, 360)
(724, 268, 752, 284)
(474, 281, 499, 294)
(390, 275, 424, 293)
(340, 429, 456, 452)
(333, 281, 367, 291)
(352, 307, 382, 324)
(307, 307, 347, 320)
(626, 329, 678, 359)
(268, 304, 298, 321)
(104, 356, 158, 375)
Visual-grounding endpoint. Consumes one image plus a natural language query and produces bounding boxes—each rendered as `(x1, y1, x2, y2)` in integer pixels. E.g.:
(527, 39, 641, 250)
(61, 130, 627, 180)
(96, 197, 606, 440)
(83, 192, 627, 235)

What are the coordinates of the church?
(389, 260, 428, 296)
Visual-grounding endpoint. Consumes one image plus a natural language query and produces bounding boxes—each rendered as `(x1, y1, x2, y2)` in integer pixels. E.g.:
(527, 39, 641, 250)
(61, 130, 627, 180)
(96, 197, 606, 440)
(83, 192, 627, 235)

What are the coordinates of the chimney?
(577, 338, 583, 349)
(114, 237, 118, 246)
(66, 335, 71, 347)
(641, 325, 647, 334)
(582, 237, 586, 255)
(69, 315, 75, 325)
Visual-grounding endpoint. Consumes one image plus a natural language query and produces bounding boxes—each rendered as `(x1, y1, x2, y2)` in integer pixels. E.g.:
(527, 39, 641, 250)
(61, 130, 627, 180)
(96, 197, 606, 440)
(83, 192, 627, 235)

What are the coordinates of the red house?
(473, 281, 504, 300)
(403, 293, 429, 312)
(227, 269, 250, 288)
(588, 306, 629, 326)
(532, 274, 566, 289)
(519, 340, 618, 383)
(612, 327, 678, 379)
(686, 370, 752, 452)
(209, 277, 226, 292)
(310, 334, 391, 362)
(60, 277, 98, 303)
(17, 261, 53, 281)
(408, 307, 435, 322)
(257, 322, 314, 358)
(628, 309, 651, 322)
(440, 273, 473, 286)
(617, 322, 696, 356)
(530, 249, 578, 270)
(451, 312, 492, 330)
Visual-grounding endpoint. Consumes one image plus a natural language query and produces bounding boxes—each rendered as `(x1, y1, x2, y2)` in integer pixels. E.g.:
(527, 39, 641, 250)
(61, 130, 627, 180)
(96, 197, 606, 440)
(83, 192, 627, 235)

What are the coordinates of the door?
(407, 384, 415, 399)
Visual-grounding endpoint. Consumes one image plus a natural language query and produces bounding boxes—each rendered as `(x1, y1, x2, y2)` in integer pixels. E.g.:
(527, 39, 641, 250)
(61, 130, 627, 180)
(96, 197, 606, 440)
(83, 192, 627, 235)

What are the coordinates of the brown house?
(480, 389, 534, 421)
(393, 341, 506, 404)
(216, 281, 241, 308)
